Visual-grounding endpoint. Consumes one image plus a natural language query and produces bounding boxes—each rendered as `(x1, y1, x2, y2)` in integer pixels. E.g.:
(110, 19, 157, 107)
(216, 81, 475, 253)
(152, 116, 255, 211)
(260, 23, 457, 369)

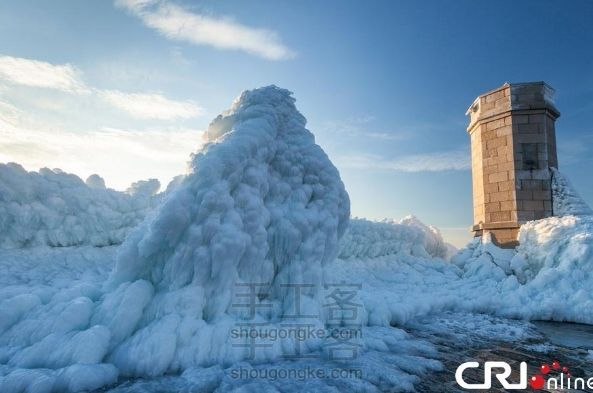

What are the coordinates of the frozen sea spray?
(0, 163, 157, 248)
(107, 85, 350, 373)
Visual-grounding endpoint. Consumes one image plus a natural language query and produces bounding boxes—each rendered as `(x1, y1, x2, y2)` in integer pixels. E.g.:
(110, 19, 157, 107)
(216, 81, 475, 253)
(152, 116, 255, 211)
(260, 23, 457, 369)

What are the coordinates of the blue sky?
(1, 0, 592, 246)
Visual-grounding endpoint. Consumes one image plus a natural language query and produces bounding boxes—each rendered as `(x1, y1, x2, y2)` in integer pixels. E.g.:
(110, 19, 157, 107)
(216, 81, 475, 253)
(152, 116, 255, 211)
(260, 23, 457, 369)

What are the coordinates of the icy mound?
(112, 84, 349, 293)
(451, 169, 593, 323)
(497, 167, 593, 284)
(451, 215, 593, 324)
(0, 163, 159, 248)
(551, 168, 593, 216)
(339, 216, 448, 260)
(398, 215, 449, 258)
(104, 86, 349, 374)
(506, 175, 593, 320)
(0, 86, 351, 391)
(513, 215, 593, 281)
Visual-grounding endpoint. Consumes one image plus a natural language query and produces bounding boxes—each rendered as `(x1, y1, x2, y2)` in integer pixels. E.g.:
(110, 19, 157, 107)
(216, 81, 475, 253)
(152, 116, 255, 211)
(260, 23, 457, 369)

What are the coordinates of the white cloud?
(117, 0, 158, 12)
(0, 52, 207, 187)
(338, 149, 470, 172)
(320, 116, 411, 141)
(115, 0, 295, 60)
(0, 101, 204, 189)
(0, 55, 89, 93)
(100, 90, 203, 119)
(0, 54, 204, 120)
(0, 100, 23, 126)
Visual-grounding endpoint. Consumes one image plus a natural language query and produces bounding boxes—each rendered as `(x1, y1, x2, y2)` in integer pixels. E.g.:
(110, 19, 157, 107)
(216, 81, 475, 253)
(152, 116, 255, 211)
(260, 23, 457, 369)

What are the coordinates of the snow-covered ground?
(1, 86, 593, 392)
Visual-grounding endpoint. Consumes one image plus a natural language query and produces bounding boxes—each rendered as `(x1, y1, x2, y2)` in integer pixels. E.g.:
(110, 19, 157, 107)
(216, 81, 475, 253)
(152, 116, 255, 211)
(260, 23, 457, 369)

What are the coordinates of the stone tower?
(466, 82, 560, 247)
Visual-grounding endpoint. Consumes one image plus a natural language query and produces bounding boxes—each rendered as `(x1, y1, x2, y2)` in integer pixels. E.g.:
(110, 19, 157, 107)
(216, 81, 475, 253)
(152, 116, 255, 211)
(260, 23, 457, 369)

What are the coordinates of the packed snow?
(1, 85, 592, 392)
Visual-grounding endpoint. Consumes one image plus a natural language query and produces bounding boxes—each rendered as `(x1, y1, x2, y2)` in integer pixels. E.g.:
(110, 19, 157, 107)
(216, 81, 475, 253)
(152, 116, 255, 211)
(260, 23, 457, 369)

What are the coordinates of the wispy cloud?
(320, 116, 411, 141)
(0, 54, 203, 120)
(0, 55, 89, 93)
(0, 100, 23, 126)
(100, 90, 203, 119)
(115, 0, 295, 60)
(0, 53, 206, 187)
(0, 100, 203, 189)
(337, 149, 470, 172)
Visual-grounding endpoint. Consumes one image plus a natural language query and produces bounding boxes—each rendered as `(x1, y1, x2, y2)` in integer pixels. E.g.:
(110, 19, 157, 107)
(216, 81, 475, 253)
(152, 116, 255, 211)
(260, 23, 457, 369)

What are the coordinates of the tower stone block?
(466, 82, 560, 247)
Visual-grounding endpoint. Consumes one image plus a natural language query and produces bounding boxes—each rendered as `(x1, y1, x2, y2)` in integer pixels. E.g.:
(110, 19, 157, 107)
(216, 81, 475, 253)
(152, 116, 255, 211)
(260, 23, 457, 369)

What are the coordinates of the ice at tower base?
(1, 85, 593, 393)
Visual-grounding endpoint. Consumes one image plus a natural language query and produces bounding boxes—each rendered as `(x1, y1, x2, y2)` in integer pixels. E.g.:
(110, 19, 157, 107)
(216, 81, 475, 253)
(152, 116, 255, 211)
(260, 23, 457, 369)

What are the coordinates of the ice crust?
(0, 164, 158, 249)
(338, 216, 449, 261)
(1, 86, 356, 391)
(1, 86, 593, 392)
(551, 167, 593, 216)
(101, 85, 351, 378)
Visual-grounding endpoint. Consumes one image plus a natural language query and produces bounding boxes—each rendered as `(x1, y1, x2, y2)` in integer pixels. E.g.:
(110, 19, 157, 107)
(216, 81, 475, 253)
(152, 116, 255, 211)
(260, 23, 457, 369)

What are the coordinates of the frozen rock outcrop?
(0, 163, 157, 248)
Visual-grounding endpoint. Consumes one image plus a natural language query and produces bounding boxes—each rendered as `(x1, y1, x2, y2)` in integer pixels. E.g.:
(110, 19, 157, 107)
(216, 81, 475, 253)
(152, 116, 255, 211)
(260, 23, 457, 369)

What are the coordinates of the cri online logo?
(455, 359, 586, 390)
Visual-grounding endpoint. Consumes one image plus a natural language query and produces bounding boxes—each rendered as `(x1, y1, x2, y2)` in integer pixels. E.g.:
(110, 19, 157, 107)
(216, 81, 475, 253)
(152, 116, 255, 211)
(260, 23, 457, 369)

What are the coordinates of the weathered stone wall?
(467, 82, 559, 247)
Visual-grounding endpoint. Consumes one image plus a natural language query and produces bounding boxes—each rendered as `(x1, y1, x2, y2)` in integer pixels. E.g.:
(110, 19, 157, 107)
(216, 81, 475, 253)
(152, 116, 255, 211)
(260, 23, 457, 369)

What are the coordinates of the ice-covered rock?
(339, 216, 448, 260)
(105, 85, 350, 373)
(85, 174, 106, 189)
(551, 167, 593, 216)
(0, 163, 158, 248)
(0, 86, 351, 391)
(503, 206, 593, 322)
(451, 169, 593, 323)
(125, 178, 160, 198)
(397, 215, 449, 259)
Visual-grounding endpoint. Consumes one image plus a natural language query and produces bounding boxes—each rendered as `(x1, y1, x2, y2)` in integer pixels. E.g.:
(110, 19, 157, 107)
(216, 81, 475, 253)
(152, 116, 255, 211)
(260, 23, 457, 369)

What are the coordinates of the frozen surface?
(339, 216, 449, 260)
(105, 85, 351, 375)
(551, 167, 593, 216)
(0, 163, 159, 249)
(1, 86, 593, 392)
(1, 86, 357, 392)
(449, 170, 593, 324)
